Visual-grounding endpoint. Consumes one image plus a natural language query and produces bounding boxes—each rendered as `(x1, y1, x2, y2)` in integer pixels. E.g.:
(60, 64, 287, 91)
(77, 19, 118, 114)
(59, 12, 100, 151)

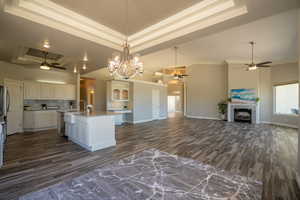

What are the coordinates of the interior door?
(152, 89, 160, 119)
(4, 79, 23, 135)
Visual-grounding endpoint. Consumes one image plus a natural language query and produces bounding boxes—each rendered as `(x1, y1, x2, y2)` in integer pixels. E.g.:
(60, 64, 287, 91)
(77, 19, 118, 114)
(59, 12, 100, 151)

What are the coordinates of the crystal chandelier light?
(107, 0, 143, 79)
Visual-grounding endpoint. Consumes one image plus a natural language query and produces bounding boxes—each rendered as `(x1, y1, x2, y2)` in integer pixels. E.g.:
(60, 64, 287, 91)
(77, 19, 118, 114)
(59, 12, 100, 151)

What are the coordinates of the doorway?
(4, 79, 23, 135)
(80, 77, 96, 111)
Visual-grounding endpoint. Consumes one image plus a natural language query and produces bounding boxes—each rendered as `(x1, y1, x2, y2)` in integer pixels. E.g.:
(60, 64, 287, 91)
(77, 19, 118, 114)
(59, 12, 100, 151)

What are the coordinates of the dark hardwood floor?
(0, 116, 299, 200)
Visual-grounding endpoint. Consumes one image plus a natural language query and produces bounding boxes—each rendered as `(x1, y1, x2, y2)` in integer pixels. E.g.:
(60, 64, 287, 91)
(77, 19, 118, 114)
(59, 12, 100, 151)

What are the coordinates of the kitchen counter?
(72, 111, 122, 118)
(57, 109, 79, 113)
(108, 110, 132, 114)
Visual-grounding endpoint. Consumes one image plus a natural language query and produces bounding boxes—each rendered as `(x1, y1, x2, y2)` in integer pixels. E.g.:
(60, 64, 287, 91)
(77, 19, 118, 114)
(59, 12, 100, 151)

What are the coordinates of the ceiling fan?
(245, 41, 272, 71)
(40, 51, 66, 70)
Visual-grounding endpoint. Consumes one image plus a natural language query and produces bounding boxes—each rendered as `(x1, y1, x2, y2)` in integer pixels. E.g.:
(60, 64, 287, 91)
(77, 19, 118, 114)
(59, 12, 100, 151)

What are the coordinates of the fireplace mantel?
(227, 103, 260, 124)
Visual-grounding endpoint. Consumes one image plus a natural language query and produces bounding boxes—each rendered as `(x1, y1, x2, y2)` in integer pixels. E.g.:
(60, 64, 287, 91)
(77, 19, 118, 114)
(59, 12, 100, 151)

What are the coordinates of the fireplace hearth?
(234, 108, 252, 123)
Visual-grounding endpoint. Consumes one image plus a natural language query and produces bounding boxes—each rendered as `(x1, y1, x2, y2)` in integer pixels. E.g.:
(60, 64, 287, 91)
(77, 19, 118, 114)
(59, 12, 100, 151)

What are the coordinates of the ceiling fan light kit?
(245, 41, 272, 71)
(40, 51, 66, 71)
(40, 63, 51, 70)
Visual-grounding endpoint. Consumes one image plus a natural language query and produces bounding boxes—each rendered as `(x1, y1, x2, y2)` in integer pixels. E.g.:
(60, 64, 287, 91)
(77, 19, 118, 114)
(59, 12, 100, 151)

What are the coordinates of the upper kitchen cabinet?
(24, 81, 40, 100)
(65, 84, 76, 100)
(107, 80, 129, 101)
(54, 84, 76, 100)
(40, 83, 55, 99)
(24, 81, 76, 100)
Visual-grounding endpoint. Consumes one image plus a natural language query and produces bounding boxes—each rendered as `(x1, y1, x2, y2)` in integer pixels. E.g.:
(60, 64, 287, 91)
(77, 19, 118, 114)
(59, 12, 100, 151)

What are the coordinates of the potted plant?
(218, 100, 228, 120)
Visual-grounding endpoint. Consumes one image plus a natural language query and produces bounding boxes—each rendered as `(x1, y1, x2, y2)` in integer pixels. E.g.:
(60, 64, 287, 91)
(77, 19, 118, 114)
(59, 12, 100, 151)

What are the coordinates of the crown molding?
(4, 0, 125, 51)
(130, 5, 248, 53)
(4, 0, 248, 53)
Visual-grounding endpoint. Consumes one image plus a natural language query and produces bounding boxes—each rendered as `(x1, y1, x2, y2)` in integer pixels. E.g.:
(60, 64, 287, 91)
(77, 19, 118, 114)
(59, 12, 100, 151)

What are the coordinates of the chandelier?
(107, 0, 143, 79)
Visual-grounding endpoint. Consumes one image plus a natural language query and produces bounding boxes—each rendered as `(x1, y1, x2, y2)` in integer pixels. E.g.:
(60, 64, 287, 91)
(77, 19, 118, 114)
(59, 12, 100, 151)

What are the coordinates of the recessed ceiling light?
(82, 63, 87, 70)
(43, 40, 50, 49)
(83, 54, 88, 62)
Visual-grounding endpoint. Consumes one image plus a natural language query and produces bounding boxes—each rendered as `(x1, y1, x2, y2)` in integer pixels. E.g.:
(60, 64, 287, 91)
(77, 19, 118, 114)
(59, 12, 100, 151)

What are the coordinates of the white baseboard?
(185, 115, 220, 121)
(261, 121, 298, 129)
(23, 127, 57, 132)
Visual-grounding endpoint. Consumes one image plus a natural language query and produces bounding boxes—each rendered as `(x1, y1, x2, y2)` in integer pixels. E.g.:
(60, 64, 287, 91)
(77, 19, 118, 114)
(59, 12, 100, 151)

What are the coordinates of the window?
(274, 83, 299, 115)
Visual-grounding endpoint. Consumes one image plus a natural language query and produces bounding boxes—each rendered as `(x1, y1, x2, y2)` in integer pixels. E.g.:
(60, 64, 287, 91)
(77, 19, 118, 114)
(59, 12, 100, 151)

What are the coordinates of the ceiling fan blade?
(256, 61, 272, 66)
(49, 64, 66, 70)
(258, 65, 271, 68)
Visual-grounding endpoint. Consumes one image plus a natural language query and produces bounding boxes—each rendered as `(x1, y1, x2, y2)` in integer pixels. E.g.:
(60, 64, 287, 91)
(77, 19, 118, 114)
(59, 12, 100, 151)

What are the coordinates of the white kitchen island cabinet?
(65, 112, 117, 152)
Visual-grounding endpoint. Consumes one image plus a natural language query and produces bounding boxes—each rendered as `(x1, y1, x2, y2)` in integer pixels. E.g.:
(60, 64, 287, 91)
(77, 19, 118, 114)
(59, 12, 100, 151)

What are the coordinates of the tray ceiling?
(50, 0, 204, 35)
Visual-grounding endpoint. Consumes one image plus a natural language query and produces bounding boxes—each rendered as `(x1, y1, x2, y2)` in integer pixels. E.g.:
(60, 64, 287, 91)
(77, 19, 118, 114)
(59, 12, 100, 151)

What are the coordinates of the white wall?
(0, 61, 76, 84)
(186, 64, 227, 119)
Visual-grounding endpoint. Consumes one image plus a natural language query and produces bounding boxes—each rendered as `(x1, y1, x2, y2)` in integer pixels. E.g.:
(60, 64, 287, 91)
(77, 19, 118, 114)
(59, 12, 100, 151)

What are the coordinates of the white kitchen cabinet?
(40, 83, 55, 99)
(23, 81, 40, 100)
(23, 111, 57, 132)
(107, 80, 130, 101)
(65, 113, 116, 152)
(23, 81, 76, 100)
(65, 84, 76, 100)
(54, 85, 66, 99)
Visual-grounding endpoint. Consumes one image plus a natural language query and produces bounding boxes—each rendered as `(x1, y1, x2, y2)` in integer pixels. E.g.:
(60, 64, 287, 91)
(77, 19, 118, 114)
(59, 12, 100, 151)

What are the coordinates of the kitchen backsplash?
(24, 100, 76, 110)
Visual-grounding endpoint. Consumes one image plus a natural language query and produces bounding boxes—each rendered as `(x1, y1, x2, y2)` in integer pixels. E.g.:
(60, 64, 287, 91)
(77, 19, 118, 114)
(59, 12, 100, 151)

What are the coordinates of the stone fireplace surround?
(227, 103, 260, 124)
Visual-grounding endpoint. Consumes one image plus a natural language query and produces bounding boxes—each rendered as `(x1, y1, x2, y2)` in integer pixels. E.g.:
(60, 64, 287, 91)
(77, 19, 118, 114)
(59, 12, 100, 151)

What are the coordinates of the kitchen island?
(64, 111, 121, 152)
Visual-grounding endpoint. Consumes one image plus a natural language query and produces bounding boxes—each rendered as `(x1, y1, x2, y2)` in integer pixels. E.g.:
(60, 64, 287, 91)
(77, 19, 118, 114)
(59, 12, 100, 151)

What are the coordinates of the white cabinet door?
(40, 83, 55, 99)
(24, 81, 40, 99)
(54, 85, 66, 99)
(65, 84, 76, 100)
(23, 111, 35, 129)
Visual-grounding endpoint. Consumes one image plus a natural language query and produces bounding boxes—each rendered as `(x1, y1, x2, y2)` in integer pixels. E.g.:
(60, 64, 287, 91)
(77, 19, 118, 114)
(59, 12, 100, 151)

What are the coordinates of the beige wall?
(132, 82, 167, 122)
(0, 61, 76, 84)
(186, 64, 227, 119)
(228, 64, 260, 94)
(258, 63, 299, 127)
(298, 9, 300, 175)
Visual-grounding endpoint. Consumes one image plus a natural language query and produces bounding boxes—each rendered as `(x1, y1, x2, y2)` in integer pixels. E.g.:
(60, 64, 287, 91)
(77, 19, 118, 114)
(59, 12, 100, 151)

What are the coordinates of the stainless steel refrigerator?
(0, 85, 9, 167)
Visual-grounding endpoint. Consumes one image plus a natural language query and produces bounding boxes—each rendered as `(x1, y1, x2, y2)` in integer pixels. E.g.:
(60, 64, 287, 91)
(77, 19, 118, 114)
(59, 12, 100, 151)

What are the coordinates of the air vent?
(26, 48, 63, 61)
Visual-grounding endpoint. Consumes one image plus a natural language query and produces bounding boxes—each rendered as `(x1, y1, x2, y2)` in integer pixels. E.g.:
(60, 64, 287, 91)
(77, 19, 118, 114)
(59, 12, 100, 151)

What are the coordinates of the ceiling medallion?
(107, 0, 143, 79)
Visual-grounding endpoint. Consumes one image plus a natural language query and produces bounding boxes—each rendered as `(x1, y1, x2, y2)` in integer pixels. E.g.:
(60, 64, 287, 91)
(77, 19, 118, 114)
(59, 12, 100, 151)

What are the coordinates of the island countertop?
(69, 111, 123, 118)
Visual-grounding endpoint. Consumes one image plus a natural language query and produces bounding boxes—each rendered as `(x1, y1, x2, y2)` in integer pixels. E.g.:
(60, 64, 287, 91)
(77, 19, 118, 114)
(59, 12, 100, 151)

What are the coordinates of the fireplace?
(234, 108, 252, 123)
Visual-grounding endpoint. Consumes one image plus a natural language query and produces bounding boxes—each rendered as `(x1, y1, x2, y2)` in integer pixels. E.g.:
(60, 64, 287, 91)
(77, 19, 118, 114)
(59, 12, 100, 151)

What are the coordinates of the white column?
(76, 73, 80, 111)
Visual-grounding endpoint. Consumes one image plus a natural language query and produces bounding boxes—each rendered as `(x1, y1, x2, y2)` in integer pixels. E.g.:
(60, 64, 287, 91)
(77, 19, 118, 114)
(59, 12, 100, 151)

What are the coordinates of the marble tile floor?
(20, 149, 262, 200)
